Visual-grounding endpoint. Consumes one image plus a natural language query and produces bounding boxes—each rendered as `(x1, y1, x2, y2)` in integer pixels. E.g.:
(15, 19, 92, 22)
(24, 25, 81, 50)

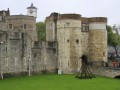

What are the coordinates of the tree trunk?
(114, 46, 118, 57)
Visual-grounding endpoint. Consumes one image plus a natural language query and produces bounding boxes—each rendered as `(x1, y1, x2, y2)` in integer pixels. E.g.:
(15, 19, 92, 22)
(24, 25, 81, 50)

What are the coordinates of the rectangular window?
(76, 39, 79, 44)
(9, 24, 13, 29)
(34, 41, 39, 46)
(48, 42, 54, 47)
(23, 24, 27, 29)
(82, 24, 89, 31)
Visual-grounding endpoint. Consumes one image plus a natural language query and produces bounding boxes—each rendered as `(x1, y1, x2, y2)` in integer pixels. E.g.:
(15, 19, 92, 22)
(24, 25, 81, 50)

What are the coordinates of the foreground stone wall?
(32, 42, 57, 73)
(0, 32, 57, 78)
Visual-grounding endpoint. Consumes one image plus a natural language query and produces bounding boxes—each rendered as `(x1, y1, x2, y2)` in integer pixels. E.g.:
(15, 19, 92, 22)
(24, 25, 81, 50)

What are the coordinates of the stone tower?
(46, 13, 108, 74)
(46, 13, 58, 42)
(27, 3, 37, 18)
(46, 13, 82, 73)
(0, 9, 10, 31)
(57, 14, 82, 73)
(89, 17, 107, 63)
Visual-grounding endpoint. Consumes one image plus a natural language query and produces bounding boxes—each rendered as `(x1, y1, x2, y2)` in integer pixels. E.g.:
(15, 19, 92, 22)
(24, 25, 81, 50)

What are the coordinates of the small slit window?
(34, 53, 37, 58)
(103, 52, 105, 57)
(67, 40, 69, 43)
(48, 42, 54, 47)
(23, 24, 27, 29)
(9, 24, 13, 29)
(76, 39, 79, 44)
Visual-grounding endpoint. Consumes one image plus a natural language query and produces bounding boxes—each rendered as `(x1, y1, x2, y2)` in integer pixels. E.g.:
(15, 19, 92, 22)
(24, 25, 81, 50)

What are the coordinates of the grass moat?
(0, 74, 120, 90)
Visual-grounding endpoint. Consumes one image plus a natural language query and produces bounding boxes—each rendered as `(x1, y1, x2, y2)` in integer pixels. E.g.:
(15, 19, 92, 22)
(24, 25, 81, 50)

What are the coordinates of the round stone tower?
(57, 14, 82, 73)
(89, 17, 107, 63)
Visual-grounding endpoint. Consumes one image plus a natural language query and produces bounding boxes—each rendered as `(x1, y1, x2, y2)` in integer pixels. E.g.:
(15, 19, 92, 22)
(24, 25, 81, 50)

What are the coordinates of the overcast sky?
(0, 0, 120, 25)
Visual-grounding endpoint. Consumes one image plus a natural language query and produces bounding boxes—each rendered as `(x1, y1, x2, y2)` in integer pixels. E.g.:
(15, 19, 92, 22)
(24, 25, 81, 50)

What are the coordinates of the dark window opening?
(67, 40, 69, 43)
(82, 24, 89, 31)
(34, 41, 39, 46)
(87, 25, 89, 31)
(68, 62, 69, 66)
(53, 48, 56, 53)
(66, 22, 70, 26)
(9, 24, 13, 29)
(48, 42, 54, 47)
(23, 24, 27, 29)
(103, 52, 105, 57)
(34, 53, 37, 58)
(76, 39, 79, 44)
(6, 47, 7, 52)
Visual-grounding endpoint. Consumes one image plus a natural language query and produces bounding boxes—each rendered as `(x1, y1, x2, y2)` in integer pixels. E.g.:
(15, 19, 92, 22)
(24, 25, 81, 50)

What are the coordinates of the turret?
(27, 3, 37, 18)
(57, 14, 82, 73)
(88, 17, 107, 63)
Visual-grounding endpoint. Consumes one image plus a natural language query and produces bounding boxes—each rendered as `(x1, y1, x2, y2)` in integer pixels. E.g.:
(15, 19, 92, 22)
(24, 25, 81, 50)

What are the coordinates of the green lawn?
(0, 74, 120, 90)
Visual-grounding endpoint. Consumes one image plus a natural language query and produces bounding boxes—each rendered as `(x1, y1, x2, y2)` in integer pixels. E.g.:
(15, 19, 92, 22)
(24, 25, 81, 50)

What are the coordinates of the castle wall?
(0, 32, 57, 77)
(0, 32, 32, 74)
(31, 42, 57, 73)
(0, 11, 109, 77)
(0, 22, 4, 31)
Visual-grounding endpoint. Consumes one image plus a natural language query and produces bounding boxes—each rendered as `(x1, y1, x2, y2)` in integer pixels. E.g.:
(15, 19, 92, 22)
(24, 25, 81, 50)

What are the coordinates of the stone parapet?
(89, 17, 107, 23)
(5, 15, 35, 20)
(59, 14, 81, 20)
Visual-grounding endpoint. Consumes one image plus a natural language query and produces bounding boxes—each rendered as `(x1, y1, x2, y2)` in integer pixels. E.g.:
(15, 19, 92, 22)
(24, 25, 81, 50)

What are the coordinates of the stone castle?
(0, 4, 107, 78)
(46, 13, 107, 73)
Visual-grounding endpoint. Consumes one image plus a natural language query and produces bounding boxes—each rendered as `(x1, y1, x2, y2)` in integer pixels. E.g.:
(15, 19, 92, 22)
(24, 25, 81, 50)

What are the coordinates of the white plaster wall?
(89, 22, 107, 30)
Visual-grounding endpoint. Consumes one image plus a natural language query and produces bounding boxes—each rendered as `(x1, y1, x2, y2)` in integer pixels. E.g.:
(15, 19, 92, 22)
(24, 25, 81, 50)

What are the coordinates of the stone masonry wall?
(32, 42, 57, 73)
(0, 32, 57, 78)
(57, 19, 81, 73)
(89, 30, 107, 62)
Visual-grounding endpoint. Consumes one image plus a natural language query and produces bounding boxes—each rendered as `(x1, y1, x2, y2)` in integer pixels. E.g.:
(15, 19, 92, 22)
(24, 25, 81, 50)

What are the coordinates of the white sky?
(0, 0, 120, 25)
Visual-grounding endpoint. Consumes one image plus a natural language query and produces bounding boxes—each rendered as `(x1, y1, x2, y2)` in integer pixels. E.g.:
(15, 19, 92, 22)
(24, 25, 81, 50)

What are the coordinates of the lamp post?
(0, 41, 3, 79)
(28, 49, 31, 76)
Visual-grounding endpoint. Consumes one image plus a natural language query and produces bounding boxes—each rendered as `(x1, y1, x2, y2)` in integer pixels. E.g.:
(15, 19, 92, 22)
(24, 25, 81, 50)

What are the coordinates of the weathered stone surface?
(56, 19, 82, 73)
(89, 30, 107, 62)
(0, 11, 109, 77)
